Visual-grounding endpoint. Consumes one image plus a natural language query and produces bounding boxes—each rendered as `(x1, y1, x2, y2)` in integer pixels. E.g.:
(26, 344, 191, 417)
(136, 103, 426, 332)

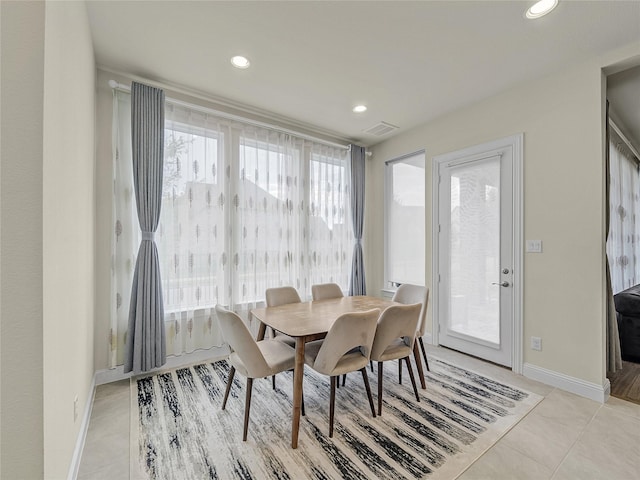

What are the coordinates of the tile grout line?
(602, 398, 640, 420)
(456, 390, 552, 479)
(548, 402, 603, 479)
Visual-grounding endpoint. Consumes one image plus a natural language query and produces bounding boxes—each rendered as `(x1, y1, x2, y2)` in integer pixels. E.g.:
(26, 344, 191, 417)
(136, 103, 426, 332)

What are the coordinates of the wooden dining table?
(250, 295, 426, 449)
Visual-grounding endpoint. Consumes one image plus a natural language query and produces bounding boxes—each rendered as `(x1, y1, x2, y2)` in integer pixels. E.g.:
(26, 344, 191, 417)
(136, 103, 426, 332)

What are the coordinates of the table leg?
(256, 321, 267, 342)
(413, 341, 427, 390)
(292, 337, 305, 449)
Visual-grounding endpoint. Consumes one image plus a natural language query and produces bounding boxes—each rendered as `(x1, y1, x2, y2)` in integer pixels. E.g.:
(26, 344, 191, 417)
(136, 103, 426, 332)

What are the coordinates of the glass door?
(437, 149, 513, 367)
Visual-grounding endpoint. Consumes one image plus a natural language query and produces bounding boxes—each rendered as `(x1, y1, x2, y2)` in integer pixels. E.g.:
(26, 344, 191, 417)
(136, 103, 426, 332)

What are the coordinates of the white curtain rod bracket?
(109, 80, 129, 91)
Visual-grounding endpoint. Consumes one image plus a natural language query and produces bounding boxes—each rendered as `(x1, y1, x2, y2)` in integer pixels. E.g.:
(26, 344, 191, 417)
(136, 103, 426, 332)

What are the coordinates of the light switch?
(526, 240, 542, 253)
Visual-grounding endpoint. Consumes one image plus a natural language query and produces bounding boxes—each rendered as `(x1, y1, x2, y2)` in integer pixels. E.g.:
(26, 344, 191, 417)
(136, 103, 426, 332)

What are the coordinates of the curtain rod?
(610, 119, 640, 161)
(109, 80, 353, 152)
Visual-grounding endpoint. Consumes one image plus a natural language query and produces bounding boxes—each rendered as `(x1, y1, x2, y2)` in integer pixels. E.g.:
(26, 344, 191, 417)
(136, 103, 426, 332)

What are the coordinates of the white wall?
(42, 1, 96, 477)
(366, 43, 640, 391)
(0, 1, 95, 478)
(0, 1, 45, 477)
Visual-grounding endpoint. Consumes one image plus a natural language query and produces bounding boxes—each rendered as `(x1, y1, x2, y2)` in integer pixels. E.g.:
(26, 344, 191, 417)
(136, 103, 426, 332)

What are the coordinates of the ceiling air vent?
(363, 121, 399, 136)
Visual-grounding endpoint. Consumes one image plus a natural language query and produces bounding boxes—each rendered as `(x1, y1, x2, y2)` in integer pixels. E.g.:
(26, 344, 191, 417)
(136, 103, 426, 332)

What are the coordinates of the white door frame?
(431, 134, 524, 374)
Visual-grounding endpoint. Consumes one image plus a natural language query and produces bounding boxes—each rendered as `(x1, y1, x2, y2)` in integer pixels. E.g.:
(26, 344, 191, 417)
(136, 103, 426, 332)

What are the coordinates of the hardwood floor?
(609, 360, 640, 405)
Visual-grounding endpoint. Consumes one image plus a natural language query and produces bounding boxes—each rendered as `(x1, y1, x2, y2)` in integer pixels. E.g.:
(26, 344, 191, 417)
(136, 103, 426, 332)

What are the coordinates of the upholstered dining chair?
(265, 286, 302, 389)
(311, 283, 344, 301)
(393, 284, 430, 374)
(216, 305, 296, 441)
(303, 308, 380, 437)
(265, 286, 302, 347)
(265, 287, 302, 347)
(370, 303, 422, 415)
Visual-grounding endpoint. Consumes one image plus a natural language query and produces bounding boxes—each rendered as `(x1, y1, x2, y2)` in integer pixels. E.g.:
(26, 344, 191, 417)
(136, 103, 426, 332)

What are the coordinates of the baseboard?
(603, 377, 611, 400)
(422, 332, 433, 345)
(523, 363, 610, 403)
(95, 346, 230, 385)
(67, 375, 96, 480)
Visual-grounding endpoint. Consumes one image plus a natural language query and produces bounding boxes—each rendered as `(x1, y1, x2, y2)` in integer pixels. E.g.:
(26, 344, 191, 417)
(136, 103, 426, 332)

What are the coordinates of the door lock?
(491, 281, 510, 287)
(502, 268, 510, 274)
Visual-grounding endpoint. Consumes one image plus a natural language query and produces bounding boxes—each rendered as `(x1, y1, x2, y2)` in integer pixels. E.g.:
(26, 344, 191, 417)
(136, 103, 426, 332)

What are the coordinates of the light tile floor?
(77, 346, 640, 479)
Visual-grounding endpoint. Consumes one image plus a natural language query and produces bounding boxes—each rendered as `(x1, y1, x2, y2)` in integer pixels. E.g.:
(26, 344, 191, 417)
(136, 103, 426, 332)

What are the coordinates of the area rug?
(130, 355, 541, 479)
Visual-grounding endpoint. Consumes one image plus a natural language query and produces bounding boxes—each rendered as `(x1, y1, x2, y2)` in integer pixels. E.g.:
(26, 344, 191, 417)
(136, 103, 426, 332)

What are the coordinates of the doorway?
(606, 63, 640, 403)
(432, 135, 523, 371)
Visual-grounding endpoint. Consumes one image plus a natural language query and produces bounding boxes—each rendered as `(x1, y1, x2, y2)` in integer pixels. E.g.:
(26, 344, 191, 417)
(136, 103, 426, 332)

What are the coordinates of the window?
(234, 132, 304, 301)
(111, 95, 353, 361)
(308, 148, 351, 288)
(385, 151, 426, 289)
(159, 118, 226, 314)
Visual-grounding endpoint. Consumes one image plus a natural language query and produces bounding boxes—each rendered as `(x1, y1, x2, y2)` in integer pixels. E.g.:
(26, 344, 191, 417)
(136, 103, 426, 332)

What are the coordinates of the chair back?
(266, 286, 301, 307)
(215, 305, 270, 378)
(371, 303, 422, 360)
(312, 308, 379, 375)
(392, 284, 429, 336)
(311, 283, 344, 301)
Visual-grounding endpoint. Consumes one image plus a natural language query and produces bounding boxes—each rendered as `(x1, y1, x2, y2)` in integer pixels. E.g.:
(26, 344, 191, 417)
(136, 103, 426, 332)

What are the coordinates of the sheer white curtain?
(232, 132, 353, 330)
(159, 104, 228, 354)
(111, 93, 352, 364)
(308, 144, 352, 290)
(111, 91, 139, 367)
(607, 139, 640, 294)
(233, 127, 305, 325)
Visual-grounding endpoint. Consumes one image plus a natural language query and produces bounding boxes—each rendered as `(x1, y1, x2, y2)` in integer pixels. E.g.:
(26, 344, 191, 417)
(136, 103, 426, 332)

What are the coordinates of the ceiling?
(86, 1, 640, 147)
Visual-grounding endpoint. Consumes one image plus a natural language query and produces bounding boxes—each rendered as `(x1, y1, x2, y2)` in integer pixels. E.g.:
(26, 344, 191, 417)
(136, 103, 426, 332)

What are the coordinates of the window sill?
(380, 288, 396, 299)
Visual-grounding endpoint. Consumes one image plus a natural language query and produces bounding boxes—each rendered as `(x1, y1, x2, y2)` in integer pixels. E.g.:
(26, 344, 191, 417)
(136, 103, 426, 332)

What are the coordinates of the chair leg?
(419, 337, 430, 371)
(377, 361, 384, 416)
(412, 341, 426, 390)
(398, 359, 403, 385)
(222, 366, 236, 410)
(243, 377, 254, 441)
(370, 360, 374, 373)
(301, 392, 306, 417)
(404, 356, 420, 402)
(329, 376, 336, 438)
(272, 375, 276, 390)
(342, 374, 347, 386)
(360, 367, 376, 418)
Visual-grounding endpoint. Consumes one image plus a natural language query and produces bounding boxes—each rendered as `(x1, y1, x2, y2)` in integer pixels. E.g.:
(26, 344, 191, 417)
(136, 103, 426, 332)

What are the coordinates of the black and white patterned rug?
(131, 355, 541, 479)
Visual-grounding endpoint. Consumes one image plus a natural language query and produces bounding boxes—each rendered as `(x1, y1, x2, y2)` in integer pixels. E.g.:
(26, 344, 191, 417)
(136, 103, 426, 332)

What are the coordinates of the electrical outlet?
(531, 336, 542, 351)
(526, 240, 543, 253)
(73, 395, 79, 422)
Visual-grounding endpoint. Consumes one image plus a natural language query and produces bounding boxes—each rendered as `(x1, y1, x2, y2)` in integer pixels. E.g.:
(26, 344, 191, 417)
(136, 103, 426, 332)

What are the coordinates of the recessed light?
(525, 0, 558, 19)
(231, 55, 250, 69)
(353, 105, 367, 113)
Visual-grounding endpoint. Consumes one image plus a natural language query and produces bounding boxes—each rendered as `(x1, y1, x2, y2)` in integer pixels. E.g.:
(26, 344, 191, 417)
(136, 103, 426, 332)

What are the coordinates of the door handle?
(491, 281, 510, 287)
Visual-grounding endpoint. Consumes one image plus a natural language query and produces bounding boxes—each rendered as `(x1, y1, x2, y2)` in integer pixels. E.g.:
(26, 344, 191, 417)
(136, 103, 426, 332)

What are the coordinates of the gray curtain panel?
(605, 100, 623, 375)
(349, 145, 366, 296)
(124, 82, 166, 374)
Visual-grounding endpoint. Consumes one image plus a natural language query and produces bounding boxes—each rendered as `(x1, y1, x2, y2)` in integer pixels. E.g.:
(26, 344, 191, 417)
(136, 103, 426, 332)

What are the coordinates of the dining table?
(250, 295, 426, 449)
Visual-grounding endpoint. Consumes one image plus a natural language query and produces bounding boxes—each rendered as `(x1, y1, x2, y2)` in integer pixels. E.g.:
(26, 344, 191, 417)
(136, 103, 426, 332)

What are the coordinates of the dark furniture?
(613, 284, 640, 362)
